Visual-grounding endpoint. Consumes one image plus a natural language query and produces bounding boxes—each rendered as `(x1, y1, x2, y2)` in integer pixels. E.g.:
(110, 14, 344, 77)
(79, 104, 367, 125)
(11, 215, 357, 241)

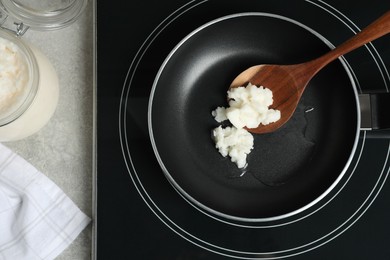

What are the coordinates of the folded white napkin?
(0, 144, 91, 260)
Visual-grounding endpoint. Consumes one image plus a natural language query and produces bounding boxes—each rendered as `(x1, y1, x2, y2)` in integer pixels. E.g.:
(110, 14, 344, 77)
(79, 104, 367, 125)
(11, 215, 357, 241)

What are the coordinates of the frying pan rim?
(148, 12, 361, 222)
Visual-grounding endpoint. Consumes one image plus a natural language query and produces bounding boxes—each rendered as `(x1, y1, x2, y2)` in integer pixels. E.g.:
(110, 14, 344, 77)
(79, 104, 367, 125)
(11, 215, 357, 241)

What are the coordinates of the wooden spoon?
(230, 10, 390, 134)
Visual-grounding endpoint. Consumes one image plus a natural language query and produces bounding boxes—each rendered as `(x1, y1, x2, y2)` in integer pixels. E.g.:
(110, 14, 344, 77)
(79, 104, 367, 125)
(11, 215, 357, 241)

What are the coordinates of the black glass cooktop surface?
(95, 0, 390, 259)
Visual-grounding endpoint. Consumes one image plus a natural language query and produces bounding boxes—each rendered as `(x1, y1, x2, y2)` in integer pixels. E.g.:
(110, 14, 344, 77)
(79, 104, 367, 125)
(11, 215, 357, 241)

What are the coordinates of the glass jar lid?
(0, 0, 88, 31)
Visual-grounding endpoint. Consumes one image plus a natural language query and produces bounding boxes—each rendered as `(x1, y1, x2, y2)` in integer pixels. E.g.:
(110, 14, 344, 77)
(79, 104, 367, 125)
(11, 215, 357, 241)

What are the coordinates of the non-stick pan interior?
(149, 13, 359, 220)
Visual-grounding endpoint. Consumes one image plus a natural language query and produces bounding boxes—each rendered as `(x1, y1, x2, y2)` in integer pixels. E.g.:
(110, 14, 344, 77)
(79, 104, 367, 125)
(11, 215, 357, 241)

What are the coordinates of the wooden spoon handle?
(310, 10, 390, 72)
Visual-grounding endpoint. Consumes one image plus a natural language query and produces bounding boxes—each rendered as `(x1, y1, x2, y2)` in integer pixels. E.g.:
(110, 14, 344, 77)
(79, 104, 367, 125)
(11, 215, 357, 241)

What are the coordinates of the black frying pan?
(148, 13, 359, 220)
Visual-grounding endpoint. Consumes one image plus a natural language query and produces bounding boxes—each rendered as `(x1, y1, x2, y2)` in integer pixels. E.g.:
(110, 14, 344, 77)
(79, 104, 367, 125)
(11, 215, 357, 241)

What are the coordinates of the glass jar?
(0, 29, 58, 141)
(0, 0, 88, 141)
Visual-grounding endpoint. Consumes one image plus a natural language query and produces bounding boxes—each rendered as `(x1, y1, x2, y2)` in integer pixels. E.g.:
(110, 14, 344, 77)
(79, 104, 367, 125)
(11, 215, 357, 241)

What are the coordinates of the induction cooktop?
(94, 0, 390, 259)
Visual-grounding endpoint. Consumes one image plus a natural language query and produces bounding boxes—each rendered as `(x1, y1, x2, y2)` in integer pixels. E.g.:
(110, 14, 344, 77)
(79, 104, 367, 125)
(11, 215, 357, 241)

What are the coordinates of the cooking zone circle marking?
(119, 0, 390, 259)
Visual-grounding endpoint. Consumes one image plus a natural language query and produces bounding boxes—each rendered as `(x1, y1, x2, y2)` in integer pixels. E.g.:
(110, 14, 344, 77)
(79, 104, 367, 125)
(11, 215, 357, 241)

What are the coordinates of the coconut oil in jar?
(0, 0, 88, 141)
(0, 29, 59, 141)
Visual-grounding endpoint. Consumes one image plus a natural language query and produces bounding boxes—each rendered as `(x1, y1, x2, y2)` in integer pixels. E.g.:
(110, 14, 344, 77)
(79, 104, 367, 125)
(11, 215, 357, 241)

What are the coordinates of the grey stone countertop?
(5, 1, 94, 259)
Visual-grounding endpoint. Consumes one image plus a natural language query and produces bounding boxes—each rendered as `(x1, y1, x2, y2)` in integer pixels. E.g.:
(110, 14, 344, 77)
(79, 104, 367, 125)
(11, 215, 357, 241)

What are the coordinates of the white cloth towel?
(0, 144, 91, 260)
